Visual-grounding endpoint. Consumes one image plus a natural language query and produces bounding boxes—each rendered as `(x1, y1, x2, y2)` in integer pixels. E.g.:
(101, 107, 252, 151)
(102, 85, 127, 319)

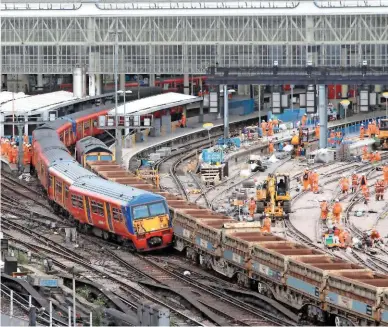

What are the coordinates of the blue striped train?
(31, 107, 173, 251)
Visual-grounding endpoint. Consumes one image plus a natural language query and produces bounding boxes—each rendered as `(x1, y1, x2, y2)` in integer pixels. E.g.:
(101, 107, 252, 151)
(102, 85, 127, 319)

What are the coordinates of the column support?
(73, 68, 82, 98)
(184, 74, 189, 95)
(0, 113, 4, 137)
(89, 74, 96, 96)
(149, 74, 155, 87)
(318, 85, 327, 149)
(120, 74, 126, 92)
(223, 85, 229, 139)
(24, 114, 29, 136)
(95, 74, 102, 95)
(199, 102, 204, 123)
(36, 74, 43, 91)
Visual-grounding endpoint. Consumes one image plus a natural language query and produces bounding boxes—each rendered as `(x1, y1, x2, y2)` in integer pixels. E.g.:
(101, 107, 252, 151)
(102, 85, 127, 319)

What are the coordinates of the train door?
(84, 196, 93, 224)
(48, 174, 54, 198)
(64, 185, 69, 209)
(55, 179, 63, 205)
(105, 203, 114, 232)
(77, 123, 83, 140)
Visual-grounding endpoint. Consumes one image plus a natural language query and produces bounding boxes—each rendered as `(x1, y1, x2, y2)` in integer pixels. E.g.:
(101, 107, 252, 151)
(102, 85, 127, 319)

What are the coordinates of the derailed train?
(31, 107, 173, 251)
(78, 137, 388, 327)
(32, 105, 388, 326)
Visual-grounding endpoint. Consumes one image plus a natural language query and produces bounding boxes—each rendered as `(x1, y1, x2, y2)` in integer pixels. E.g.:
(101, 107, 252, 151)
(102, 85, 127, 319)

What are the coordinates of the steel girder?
(1, 15, 388, 74)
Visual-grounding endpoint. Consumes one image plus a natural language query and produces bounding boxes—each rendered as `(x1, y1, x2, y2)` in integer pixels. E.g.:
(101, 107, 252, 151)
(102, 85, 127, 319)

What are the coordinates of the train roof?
(38, 137, 68, 153)
(41, 117, 70, 131)
(49, 161, 95, 184)
(76, 136, 112, 156)
(33, 128, 58, 141)
(71, 175, 165, 206)
(41, 107, 108, 131)
(67, 107, 107, 121)
(42, 148, 74, 165)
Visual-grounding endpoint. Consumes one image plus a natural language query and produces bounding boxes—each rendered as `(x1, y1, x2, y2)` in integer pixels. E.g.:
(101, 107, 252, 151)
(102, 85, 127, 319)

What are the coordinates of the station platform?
(119, 107, 386, 169)
(120, 110, 267, 167)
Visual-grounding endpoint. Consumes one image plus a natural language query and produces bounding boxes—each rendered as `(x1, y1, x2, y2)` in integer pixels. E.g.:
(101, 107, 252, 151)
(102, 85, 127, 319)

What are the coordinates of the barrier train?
(31, 105, 388, 326)
(31, 107, 173, 251)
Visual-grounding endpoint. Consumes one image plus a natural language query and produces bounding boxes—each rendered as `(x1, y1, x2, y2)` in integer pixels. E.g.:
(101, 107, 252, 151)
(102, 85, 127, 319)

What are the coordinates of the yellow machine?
(256, 173, 291, 219)
(376, 119, 388, 150)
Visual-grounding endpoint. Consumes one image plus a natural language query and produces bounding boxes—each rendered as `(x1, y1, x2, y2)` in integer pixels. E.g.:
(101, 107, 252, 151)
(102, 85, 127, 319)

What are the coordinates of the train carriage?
(48, 161, 95, 212)
(75, 136, 114, 167)
(68, 176, 172, 250)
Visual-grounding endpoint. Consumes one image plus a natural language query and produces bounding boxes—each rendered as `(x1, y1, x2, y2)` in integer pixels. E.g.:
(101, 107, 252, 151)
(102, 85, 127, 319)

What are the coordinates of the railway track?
(83, 237, 290, 326)
(1, 173, 52, 210)
(1, 217, 204, 326)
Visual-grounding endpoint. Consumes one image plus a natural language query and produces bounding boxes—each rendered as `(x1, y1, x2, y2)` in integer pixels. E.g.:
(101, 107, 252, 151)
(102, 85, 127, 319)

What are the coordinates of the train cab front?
(130, 201, 173, 252)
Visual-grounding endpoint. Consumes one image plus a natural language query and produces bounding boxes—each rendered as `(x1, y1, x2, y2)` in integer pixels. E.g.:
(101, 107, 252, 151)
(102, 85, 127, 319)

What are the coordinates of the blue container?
(228, 99, 254, 116)
(217, 137, 241, 148)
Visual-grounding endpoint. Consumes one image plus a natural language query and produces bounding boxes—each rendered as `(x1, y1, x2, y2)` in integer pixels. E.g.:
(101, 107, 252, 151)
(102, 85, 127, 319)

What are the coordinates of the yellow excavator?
(256, 173, 291, 219)
(375, 118, 388, 150)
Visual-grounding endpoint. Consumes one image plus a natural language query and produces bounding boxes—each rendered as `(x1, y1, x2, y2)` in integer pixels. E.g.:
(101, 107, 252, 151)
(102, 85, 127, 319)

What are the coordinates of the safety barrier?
(327, 116, 386, 139)
(267, 108, 306, 124)
(229, 99, 255, 116)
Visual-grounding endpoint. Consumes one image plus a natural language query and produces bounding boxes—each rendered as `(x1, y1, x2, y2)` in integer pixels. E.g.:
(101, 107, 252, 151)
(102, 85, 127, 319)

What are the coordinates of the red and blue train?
(31, 107, 173, 251)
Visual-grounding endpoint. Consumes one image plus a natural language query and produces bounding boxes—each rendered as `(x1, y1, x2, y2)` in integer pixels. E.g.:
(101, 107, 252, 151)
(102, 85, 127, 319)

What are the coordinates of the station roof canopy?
(0, 91, 76, 116)
(0, 91, 29, 105)
(108, 92, 202, 116)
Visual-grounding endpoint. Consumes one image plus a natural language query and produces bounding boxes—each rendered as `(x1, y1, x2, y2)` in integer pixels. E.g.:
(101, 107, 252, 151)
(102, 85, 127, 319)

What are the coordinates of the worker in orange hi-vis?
(374, 151, 381, 162)
(368, 119, 376, 137)
(377, 180, 385, 201)
(28, 145, 33, 164)
(360, 173, 368, 188)
(362, 145, 368, 156)
(315, 124, 320, 139)
(268, 141, 274, 155)
(332, 199, 342, 225)
(359, 124, 365, 140)
(383, 164, 388, 186)
(329, 130, 335, 146)
(272, 118, 279, 130)
(339, 229, 351, 248)
(179, 113, 186, 128)
(339, 175, 350, 194)
(370, 229, 382, 245)
(261, 215, 271, 233)
(361, 184, 370, 204)
(301, 114, 307, 127)
(0, 139, 5, 156)
(10, 145, 18, 164)
(3, 140, 10, 158)
(261, 120, 268, 136)
(248, 198, 257, 218)
(351, 172, 359, 193)
(311, 170, 319, 193)
(362, 145, 369, 161)
(320, 199, 329, 220)
(267, 120, 274, 136)
(302, 169, 310, 191)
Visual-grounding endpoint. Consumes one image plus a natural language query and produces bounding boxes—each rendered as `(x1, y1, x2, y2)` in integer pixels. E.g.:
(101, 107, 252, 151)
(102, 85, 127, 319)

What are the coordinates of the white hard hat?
(335, 199, 339, 202)
(353, 171, 357, 175)
(342, 174, 346, 177)
(314, 169, 317, 173)
(361, 123, 364, 126)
